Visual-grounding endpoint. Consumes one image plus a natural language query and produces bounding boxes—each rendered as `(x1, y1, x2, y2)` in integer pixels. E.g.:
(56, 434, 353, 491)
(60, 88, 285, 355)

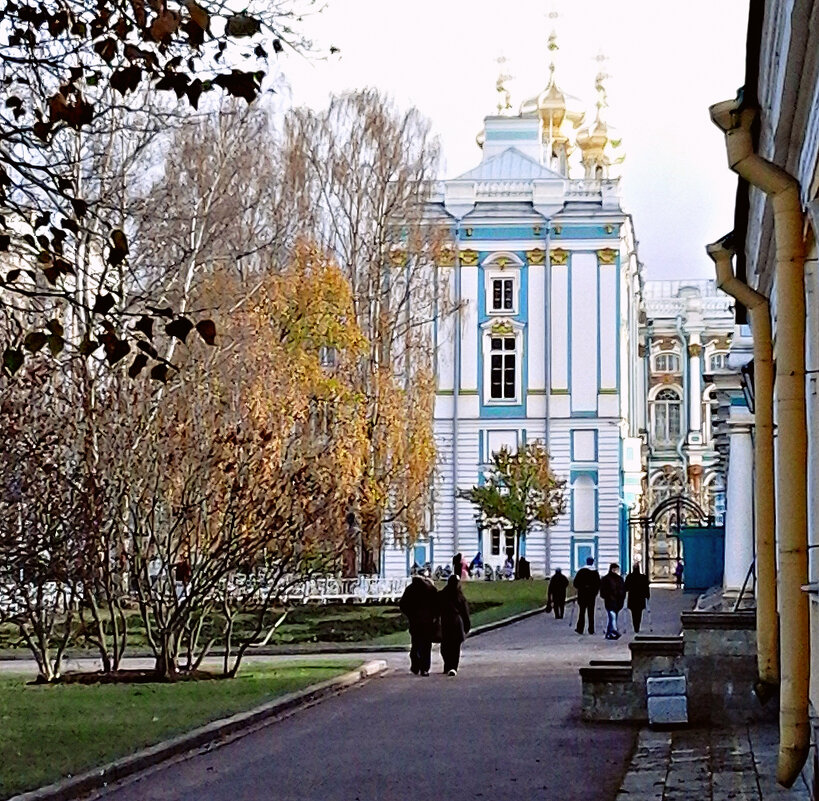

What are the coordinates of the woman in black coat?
(438, 575, 471, 676)
(624, 563, 651, 633)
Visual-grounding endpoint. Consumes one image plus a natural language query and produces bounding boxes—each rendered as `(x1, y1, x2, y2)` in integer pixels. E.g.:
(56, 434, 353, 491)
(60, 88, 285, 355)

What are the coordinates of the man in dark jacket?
(599, 563, 626, 640)
(624, 563, 651, 633)
(573, 557, 601, 634)
(438, 575, 471, 676)
(399, 575, 438, 675)
(547, 567, 569, 619)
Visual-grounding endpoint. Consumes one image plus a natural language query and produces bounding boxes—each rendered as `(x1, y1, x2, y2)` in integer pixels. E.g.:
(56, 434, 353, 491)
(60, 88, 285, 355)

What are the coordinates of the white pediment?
(455, 148, 564, 181)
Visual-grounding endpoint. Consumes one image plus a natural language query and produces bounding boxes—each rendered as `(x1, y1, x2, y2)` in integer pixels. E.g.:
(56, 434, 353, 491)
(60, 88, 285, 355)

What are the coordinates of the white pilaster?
(723, 422, 755, 593)
(688, 336, 703, 434)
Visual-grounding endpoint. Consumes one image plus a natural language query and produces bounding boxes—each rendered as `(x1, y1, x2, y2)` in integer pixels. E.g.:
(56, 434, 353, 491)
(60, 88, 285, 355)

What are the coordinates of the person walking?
(624, 563, 651, 633)
(547, 567, 569, 619)
(399, 574, 439, 676)
(438, 575, 471, 676)
(599, 563, 626, 640)
(573, 557, 601, 634)
(674, 559, 684, 589)
(452, 552, 464, 581)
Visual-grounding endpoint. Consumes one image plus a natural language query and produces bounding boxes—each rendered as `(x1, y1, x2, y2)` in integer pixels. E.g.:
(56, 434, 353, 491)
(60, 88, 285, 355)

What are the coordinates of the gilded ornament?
(550, 248, 568, 265)
(597, 248, 617, 265)
(533, 225, 542, 236)
(527, 248, 545, 265)
(688, 344, 702, 357)
(490, 320, 514, 335)
(460, 249, 479, 266)
(388, 247, 406, 267)
(436, 247, 455, 267)
(553, 225, 562, 235)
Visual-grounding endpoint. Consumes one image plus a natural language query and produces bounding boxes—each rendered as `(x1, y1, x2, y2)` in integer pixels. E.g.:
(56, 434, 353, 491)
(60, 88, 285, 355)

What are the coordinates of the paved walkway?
(6, 589, 809, 800)
(74, 591, 688, 801)
(619, 726, 811, 800)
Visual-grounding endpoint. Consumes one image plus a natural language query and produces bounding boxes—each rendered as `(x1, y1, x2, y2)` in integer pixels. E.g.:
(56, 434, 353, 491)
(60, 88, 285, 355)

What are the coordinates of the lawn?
(0, 579, 550, 655)
(0, 661, 357, 799)
(371, 578, 549, 645)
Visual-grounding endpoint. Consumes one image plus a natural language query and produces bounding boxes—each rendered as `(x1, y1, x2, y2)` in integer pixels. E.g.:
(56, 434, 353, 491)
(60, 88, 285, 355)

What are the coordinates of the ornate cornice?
(527, 248, 545, 265)
(550, 248, 568, 266)
(460, 249, 479, 266)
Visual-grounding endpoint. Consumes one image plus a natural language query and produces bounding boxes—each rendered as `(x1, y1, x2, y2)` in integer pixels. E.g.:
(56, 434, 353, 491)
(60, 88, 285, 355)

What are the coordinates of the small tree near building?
(459, 442, 566, 576)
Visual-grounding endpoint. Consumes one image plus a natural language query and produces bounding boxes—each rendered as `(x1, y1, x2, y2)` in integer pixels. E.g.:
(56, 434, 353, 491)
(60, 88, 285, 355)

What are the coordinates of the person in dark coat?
(573, 557, 601, 634)
(452, 552, 464, 580)
(599, 563, 626, 640)
(624, 563, 651, 633)
(547, 567, 569, 619)
(399, 575, 438, 675)
(438, 575, 471, 676)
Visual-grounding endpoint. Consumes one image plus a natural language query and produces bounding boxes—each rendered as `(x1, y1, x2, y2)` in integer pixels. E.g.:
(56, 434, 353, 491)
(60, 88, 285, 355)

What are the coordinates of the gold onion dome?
(577, 114, 608, 152)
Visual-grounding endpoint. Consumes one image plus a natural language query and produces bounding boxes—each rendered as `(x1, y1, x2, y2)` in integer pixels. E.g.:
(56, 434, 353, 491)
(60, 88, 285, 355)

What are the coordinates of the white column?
(723, 422, 755, 593)
(688, 337, 702, 434)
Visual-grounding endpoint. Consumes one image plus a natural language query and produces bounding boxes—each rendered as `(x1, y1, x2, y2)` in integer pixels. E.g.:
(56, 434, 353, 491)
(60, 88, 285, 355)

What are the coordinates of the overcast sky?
(279, 1, 749, 281)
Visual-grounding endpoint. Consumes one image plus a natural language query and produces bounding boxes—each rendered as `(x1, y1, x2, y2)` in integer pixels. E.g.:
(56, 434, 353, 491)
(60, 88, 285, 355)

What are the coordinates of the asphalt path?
(89, 590, 693, 801)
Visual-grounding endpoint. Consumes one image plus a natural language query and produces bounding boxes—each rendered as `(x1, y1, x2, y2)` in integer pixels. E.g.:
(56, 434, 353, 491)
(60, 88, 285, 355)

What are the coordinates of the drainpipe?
(706, 234, 778, 691)
(710, 97, 808, 787)
(453, 220, 461, 556)
(544, 222, 552, 572)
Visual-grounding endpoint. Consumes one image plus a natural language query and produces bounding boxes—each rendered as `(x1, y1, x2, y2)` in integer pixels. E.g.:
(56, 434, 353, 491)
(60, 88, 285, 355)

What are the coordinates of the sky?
(277, 1, 750, 281)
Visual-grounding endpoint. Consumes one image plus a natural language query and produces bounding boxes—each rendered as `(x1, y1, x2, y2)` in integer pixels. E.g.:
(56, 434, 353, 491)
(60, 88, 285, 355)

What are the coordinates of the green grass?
(371, 579, 549, 645)
(0, 580, 550, 655)
(0, 661, 357, 799)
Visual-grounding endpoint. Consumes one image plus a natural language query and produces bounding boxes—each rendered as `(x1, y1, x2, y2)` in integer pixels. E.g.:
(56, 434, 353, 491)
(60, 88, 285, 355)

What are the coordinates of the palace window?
(491, 277, 515, 312)
(571, 474, 597, 532)
(653, 352, 681, 373)
(489, 526, 515, 556)
(489, 335, 517, 401)
(709, 352, 728, 371)
(651, 388, 682, 445)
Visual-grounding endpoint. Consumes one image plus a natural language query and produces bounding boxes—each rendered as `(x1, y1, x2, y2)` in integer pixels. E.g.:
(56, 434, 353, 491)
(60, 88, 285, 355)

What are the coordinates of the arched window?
(702, 385, 716, 442)
(571, 475, 597, 532)
(709, 352, 728, 372)
(652, 388, 682, 445)
(653, 352, 681, 373)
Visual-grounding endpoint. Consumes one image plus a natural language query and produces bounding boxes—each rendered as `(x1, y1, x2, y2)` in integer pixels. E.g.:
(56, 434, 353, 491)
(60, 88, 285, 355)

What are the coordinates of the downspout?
(544, 222, 552, 572)
(706, 234, 778, 691)
(710, 97, 808, 787)
(453, 220, 461, 555)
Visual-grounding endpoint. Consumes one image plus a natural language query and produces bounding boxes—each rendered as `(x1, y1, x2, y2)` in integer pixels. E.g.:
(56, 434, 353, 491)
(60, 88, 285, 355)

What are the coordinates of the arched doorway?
(629, 495, 712, 582)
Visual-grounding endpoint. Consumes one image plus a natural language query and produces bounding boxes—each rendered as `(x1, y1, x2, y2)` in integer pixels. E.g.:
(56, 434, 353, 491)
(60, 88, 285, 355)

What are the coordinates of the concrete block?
(648, 694, 688, 726)
(647, 675, 687, 696)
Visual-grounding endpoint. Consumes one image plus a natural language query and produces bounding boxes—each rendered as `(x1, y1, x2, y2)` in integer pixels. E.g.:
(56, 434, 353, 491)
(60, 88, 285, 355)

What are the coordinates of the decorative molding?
(489, 319, 515, 335)
(457, 389, 478, 396)
(435, 246, 455, 267)
(460, 249, 479, 266)
(596, 248, 618, 265)
(533, 225, 542, 236)
(552, 225, 563, 235)
(688, 343, 703, 357)
(550, 248, 569, 265)
(388, 248, 406, 266)
(527, 248, 545, 265)
(638, 343, 646, 358)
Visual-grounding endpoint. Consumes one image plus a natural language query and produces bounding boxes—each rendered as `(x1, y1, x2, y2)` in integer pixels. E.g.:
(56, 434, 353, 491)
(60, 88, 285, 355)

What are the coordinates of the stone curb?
(6, 660, 388, 801)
